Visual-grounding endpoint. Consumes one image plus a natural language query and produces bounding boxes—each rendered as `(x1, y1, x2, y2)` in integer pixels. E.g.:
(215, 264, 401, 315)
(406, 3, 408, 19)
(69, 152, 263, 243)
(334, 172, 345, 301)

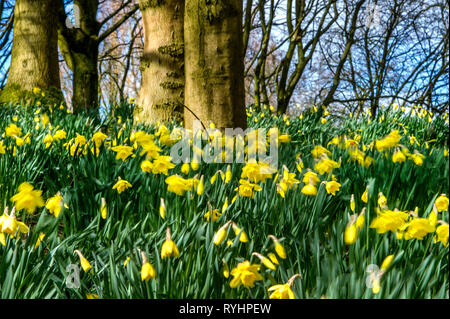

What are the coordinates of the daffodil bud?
(74, 250, 91, 272)
(344, 214, 358, 245)
(159, 198, 166, 219)
(181, 163, 190, 175)
(222, 197, 229, 214)
(232, 223, 248, 243)
(380, 254, 394, 271)
(344, 224, 357, 245)
(356, 208, 366, 230)
(225, 165, 232, 184)
(213, 228, 227, 246)
(269, 235, 287, 259)
(210, 172, 218, 185)
(191, 161, 199, 171)
(296, 158, 304, 173)
(268, 252, 279, 265)
(252, 252, 276, 270)
(213, 221, 232, 246)
(222, 259, 230, 278)
(361, 187, 369, 203)
(197, 175, 204, 196)
(101, 198, 107, 219)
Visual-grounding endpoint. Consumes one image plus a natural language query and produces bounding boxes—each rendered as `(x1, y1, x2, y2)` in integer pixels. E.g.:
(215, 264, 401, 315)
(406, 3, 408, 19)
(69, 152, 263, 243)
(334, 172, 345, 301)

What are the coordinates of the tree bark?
(134, 0, 185, 124)
(184, 0, 246, 130)
(71, 44, 99, 110)
(0, 0, 61, 103)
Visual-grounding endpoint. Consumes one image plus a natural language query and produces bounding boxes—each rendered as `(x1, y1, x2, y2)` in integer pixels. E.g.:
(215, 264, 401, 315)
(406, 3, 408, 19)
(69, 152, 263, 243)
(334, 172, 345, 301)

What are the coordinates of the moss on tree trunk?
(0, 0, 62, 105)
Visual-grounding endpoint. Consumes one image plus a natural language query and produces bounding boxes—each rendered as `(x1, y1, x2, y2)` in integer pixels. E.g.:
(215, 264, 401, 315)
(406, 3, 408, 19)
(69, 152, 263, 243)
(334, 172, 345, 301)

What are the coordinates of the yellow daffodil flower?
(45, 192, 64, 218)
(10, 182, 45, 214)
(161, 228, 180, 259)
(229, 261, 263, 288)
(112, 178, 132, 194)
(140, 250, 156, 281)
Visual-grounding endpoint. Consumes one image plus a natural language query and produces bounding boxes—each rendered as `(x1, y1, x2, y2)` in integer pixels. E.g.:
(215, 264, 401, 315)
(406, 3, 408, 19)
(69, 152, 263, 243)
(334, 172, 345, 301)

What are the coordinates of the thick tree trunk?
(57, 0, 100, 110)
(71, 45, 99, 109)
(134, 0, 185, 124)
(0, 0, 61, 103)
(277, 94, 289, 115)
(184, 0, 246, 130)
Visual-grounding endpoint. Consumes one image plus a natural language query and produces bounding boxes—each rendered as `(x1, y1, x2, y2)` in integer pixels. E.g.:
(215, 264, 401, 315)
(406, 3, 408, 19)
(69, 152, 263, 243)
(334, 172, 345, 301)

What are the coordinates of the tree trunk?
(56, 0, 138, 111)
(184, 0, 246, 130)
(71, 45, 99, 109)
(134, 0, 185, 124)
(0, 0, 61, 103)
(56, 0, 100, 110)
(277, 95, 289, 115)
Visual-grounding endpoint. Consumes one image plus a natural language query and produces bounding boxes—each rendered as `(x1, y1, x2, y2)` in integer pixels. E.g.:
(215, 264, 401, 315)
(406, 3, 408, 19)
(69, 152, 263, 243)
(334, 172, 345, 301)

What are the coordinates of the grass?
(0, 98, 448, 299)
